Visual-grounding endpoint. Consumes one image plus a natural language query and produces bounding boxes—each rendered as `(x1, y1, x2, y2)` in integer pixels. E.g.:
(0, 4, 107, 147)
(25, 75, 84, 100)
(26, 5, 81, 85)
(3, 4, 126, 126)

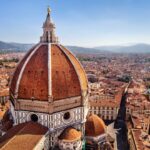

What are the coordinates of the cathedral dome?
(59, 127, 81, 141)
(85, 114, 106, 137)
(10, 44, 88, 101)
(10, 9, 88, 103)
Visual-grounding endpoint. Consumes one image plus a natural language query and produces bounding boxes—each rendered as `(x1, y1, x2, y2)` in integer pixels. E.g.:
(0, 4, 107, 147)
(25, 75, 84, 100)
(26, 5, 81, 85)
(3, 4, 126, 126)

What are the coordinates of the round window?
(63, 112, 70, 120)
(31, 114, 38, 122)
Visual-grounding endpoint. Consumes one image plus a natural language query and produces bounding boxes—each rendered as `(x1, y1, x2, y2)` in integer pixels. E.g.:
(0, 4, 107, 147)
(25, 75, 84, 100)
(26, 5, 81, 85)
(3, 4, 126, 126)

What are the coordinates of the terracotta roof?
(85, 114, 106, 137)
(60, 45, 88, 91)
(10, 44, 38, 96)
(0, 109, 8, 120)
(59, 127, 81, 141)
(51, 44, 81, 100)
(10, 43, 88, 101)
(0, 89, 9, 97)
(0, 101, 10, 120)
(0, 122, 48, 150)
(131, 129, 145, 150)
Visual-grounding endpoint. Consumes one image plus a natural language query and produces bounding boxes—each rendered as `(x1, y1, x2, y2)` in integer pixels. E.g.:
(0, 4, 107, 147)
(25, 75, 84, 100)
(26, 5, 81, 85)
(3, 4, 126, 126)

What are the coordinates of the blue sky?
(0, 0, 150, 47)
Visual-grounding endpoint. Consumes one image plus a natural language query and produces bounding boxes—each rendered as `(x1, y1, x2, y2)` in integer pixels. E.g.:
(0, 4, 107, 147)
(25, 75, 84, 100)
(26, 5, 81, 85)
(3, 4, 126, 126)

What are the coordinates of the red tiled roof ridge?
(0, 121, 48, 150)
(1, 122, 29, 149)
(0, 122, 27, 149)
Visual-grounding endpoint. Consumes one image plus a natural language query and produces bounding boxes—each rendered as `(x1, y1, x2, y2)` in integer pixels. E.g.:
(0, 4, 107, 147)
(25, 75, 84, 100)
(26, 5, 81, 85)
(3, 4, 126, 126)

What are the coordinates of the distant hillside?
(0, 41, 18, 50)
(0, 41, 107, 54)
(0, 41, 34, 52)
(95, 44, 150, 53)
(9, 42, 34, 51)
(66, 46, 108, 54)
(0, 41, 150, 54)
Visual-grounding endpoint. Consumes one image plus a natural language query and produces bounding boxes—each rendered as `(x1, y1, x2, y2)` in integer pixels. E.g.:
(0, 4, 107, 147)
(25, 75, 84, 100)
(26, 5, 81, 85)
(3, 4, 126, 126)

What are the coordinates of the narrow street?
(114, 93, 129, 150)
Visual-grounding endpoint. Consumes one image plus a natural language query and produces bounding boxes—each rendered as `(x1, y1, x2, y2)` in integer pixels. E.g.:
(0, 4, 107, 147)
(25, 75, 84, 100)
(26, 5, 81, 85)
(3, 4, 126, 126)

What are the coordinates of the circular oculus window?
(63, 112, 70, 120)
(30, 114, 38, 122)
(63, 111, 73, 123)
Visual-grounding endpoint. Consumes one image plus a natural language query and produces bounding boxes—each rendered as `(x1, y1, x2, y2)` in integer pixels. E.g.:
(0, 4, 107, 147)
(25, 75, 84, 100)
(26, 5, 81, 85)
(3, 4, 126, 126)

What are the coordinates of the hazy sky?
(1, 0, 150, 47)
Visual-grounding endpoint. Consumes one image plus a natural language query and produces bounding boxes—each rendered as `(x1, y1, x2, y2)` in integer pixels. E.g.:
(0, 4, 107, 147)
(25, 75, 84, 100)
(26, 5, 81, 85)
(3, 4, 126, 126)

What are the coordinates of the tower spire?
(40, 7, 58, 43)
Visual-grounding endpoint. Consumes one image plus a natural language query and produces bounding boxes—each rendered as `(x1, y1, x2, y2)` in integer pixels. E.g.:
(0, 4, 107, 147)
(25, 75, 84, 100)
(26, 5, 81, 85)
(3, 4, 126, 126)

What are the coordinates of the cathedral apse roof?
(85, 114, 106, 137)
(59, 127, 81, 141)
(0, 122, 48, 150)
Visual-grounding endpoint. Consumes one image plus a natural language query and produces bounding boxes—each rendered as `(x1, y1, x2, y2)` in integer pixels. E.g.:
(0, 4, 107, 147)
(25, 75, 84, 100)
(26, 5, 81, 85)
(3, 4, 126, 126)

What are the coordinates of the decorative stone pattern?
(33, 131, 50, 150)
(15, 99, 52, 113)
(49, 123, 83, 148)
(86, 134, 107, 143)
(14, 98, 87, 149)
(53, 96, 82, 112)
(15, 106, 83, 127)
(58, 139, 82, 150)
(52, 107, 83, 129)
(15, 110, 51, 127)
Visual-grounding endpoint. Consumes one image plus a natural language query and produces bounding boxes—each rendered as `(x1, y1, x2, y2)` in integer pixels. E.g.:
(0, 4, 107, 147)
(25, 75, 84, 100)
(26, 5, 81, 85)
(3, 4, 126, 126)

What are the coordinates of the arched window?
(46, 31, 49, 42)
(50, 31, 53, 42)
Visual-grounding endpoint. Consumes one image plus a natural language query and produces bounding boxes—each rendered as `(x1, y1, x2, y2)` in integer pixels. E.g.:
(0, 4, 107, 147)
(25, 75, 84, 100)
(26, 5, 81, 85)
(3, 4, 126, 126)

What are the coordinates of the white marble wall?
(49, 123, 83, 148)
(33, 131, 50, 150)
(58, 139, 82, 150)
(15, 110, 51, 127)
(52, 107, 83, 129)
(15, 106, 85, 149)
(15, 107, 84, 129)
